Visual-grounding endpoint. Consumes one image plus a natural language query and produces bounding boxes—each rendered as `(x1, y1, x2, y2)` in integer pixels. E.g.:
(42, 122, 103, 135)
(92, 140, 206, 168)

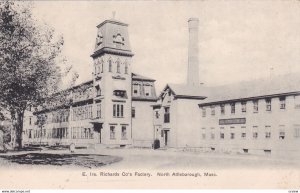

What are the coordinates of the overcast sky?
(31, 0, 300, 92)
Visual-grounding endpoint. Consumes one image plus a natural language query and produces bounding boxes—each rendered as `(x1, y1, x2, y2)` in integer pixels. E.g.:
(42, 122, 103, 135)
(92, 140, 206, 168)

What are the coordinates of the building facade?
(22, 17, 300, 156)
(197, 77, 300, 155)
(23, 19, 158, 148)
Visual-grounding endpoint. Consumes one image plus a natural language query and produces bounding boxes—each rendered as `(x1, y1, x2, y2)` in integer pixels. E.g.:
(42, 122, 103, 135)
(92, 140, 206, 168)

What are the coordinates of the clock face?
(113, 33, 125, 48)
(96, 31, 103, 46)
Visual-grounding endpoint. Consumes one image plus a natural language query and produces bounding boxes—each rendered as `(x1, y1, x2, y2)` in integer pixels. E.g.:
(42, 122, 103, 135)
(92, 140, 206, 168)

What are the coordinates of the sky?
(31, 0, 300, 92)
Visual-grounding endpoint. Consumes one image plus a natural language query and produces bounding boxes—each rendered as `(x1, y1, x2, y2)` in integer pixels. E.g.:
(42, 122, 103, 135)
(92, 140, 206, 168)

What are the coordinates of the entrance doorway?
(163, 130, 169, 146)
(93, 123, 102, 144)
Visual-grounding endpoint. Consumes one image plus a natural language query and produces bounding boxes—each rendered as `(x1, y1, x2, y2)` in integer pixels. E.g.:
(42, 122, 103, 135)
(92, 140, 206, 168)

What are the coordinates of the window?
(96, 103, 101, 118)
(144, 85, 151, 96)
(230, 103, 235, 114)
(110, 126, 115, 139)
(278, 125, 285, 139)
(294, 127, 300, 138)
(133, 84, 139, 96)
(113, 104, 124, 118)
(295, 95, 300, 109)
(265, 126, 271, 139)
(155, 111, 159, 119)
(253, 132, 258, 139)
(95, 85, 101, 96)
(220, 104, 225, 115)
(220, 133, 225, 139)
(211, 133, 215, 140)
(116, 61, 120, 73)
(113, 90, 127, 98)
(266, 98, 271, 111)
(253, 100, 258, 113)
(241, 101, 247, 113)
(121, 105, 123, 117)
(230, 133, 235, 139)
(101, 63, 103, 73)
(121, 125, 127, 139)
(164, 107, 170, 123)
(29, 117, 32, 125)
(211, 127, 215, 130)
(265, 132, 271, 139)
(202, 133, 206, 140)
(132, 107, 135, 118)
(29, 130, 32, 139)
(89, 105, 93, 118)
(280, 97, 286, 109)
(211, 106, 215, 116)
(108, 59, 112, 72)
(125, 63, 128, 74)
(241, 133, 246, 139)
(279, 131, 285, 140)
(97, 66, 100, 74)
(202, 107, 206, 117)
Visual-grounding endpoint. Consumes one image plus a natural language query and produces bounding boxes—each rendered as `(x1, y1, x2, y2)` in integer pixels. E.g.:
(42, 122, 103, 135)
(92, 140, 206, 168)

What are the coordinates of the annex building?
(152, 18, 300, 156)
(22, 17, 300, 156)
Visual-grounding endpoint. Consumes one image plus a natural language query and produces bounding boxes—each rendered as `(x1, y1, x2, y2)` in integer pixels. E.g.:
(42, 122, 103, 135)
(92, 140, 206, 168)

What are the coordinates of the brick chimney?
(187, 18, 200, 86)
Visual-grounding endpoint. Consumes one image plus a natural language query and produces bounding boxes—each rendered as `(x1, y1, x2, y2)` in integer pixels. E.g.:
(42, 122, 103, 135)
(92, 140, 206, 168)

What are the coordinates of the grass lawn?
(0, 153, 122, 168)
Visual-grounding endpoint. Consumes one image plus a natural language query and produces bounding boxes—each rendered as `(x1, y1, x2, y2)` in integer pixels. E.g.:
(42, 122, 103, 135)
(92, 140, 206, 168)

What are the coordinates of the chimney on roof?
(187, 18, 200, 86)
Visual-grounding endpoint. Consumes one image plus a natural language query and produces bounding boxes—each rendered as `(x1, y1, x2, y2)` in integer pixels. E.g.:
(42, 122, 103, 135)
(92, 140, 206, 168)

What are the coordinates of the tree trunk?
(14, 111, 24, 150)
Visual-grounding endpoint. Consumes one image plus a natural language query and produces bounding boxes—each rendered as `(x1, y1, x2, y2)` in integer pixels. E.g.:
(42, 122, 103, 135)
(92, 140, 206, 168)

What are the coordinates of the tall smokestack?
(187, 18, 200, 86)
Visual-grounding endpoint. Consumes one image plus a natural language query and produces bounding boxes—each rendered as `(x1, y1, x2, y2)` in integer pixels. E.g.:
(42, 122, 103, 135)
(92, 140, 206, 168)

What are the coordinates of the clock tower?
(91, 19, 133, 146)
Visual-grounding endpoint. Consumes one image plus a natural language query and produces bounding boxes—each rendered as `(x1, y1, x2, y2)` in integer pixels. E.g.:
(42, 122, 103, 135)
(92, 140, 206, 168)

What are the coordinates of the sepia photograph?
(0, 0, 300, 190)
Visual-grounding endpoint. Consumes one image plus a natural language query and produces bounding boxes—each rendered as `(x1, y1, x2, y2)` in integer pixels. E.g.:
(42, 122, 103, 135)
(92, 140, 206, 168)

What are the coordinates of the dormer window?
(133, 84, 139, 96)
(113, 90, 127, 98)
(144, 85, 151, 97)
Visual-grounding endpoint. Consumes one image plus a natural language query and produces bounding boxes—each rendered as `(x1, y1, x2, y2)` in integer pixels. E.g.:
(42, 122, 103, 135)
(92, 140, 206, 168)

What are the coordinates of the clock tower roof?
(91, 19, 133, 58)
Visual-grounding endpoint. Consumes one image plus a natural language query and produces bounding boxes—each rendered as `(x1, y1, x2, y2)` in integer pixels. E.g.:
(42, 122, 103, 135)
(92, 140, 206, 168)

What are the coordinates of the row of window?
(28, 127, 94, 140)
(73, 87, 93, 102)
(110, 125, 127, 140)
(94, 60, 128, 75)
(27, 129, 46, 139)
(201, 131, 293, 140)
(201, 126, 300, 140)
(52, 111, 69, 123)
(72, 105, 93, 121)
(202, 97, 287, 117)
(71, 127, 94, 139)
(133, 84, 152, 97)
